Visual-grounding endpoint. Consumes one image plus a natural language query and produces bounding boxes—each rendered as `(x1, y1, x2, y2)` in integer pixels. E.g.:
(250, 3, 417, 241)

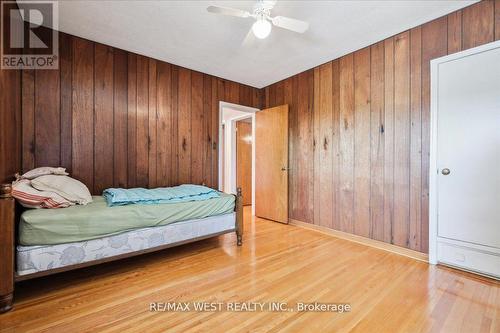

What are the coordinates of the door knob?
(281, 167, 290, 171)
(441, 168, 451, 175)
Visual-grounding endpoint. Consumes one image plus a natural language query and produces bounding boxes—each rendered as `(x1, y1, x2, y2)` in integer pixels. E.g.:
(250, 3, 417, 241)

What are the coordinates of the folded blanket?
(103, 184, 220, 207)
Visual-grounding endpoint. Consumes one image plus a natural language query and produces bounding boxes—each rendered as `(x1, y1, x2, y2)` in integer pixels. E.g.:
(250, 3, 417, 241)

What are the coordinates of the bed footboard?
(0, 184, 15, 313)
(235, 188, 243, 246)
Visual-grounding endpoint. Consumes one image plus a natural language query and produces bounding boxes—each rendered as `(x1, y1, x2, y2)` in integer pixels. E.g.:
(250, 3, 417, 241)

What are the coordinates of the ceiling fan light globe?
(252, 19, 272, 39)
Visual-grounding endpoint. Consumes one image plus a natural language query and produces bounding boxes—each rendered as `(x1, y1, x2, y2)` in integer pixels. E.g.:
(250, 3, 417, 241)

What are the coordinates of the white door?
(436, 46, 500, 248)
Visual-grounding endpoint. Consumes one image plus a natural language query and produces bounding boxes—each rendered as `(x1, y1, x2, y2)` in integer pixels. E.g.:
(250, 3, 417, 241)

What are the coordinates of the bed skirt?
(16, 212, 235, 276)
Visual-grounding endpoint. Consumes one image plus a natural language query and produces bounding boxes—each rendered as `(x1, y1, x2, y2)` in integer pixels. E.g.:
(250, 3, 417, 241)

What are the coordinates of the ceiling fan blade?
(207, 5, 251, 18)
(271, 16, 309, 33)
(262, 0, 277, 9)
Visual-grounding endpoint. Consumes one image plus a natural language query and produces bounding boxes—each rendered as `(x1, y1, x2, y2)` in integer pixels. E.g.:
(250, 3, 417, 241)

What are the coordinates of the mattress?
(17, 212, 236, 276)
(19, 193, 235, 246)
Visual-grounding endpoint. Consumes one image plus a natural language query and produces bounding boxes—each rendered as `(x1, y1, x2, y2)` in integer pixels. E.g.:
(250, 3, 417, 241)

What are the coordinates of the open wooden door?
(255, 105, 288, 223)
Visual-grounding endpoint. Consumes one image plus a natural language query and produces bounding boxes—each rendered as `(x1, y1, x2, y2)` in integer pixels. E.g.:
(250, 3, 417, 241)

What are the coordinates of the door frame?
(429, 39, 500, 265)
(218, 102, 260, 216)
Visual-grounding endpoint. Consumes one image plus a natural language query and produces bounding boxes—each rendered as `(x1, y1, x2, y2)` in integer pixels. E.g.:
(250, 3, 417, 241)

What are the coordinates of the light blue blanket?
(103, 184, 221, 207)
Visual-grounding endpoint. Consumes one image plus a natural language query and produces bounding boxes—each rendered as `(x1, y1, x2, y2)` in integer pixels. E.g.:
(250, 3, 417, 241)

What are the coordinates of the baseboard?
(289, 219, 429, 263)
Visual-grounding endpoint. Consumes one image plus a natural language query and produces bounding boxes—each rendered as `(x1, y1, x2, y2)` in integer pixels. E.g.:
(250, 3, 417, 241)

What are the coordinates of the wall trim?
(289, 219, 429, 263)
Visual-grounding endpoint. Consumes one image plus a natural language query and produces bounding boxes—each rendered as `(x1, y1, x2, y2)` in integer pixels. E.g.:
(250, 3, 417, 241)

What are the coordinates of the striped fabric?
(12, 179, 73, 209)
(12, 190, 68, 208)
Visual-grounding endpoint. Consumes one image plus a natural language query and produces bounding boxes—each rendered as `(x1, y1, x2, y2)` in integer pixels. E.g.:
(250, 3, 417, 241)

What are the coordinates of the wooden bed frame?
(0, 184, 243, 313)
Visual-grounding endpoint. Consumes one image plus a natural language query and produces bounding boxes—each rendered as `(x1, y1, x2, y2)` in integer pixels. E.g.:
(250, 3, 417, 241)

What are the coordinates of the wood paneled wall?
(14, 32, 261, 193)
(264, 0, 500, 253)
(0, 60, 21, 185)
(0, 0, 22, 184)
(1, 1, 498, 253)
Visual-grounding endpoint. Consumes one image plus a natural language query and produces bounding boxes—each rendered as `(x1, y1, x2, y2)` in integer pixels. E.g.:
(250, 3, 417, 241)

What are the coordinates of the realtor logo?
(1, 1, 58, 69)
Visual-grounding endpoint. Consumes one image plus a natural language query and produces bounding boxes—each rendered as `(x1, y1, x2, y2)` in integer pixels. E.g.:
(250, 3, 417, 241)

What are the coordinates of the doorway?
(219, 102, 290, 223)
(219, 102, 259, 215)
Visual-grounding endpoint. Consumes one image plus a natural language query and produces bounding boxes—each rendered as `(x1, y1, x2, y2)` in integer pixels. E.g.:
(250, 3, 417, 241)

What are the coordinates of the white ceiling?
(51, 0, 475, 88)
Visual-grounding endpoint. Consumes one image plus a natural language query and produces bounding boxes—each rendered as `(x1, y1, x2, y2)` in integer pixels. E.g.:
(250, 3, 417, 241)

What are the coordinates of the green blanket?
(19, 194, 235, 246)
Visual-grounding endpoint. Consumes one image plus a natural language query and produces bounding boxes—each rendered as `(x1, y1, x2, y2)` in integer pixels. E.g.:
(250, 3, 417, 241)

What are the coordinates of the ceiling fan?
(207, 0, 309, 39)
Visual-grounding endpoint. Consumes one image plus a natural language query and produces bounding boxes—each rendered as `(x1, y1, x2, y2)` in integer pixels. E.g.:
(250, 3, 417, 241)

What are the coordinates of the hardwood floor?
(1, 207, 499, 332)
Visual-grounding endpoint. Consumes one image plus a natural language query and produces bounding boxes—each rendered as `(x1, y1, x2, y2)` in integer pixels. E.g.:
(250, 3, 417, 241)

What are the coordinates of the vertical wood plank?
(211, 77, 219, 189)
(393, 31, 410, 248)
(312, 67, 320, 226)
(113, 49, 128, 188)
(148, 59, 157, 188)
(0, 0, 21, 179)
(178, 68, 191, 184)
(252, 88, 262, 109)
(448, 11, 463, 54)
(60, 33, 73, 173)
(339, 55, 355, 234)
(0, 0, 20, 182)
(306, 71, 315, 224)
(239, 85, 252, 108)
(353, 47, 371, 238)
(226, 81, 239, 104)
(268, 84, 276, 107)
(264, 87, 270, 108)
(191, 71, 204, 184)
(284, 77, 294, 218)
(370, 41, 385, 241)
(0, 66, 21, 182)
(275, 80, 285, 105)
(318, 62, 333, 229)
(29, 26, 60, 169)
(157, 62, 172, 187)
(217, 79, 227, 187)
(72, 38, 94, 189)
(331, 60, 341, 231)
(35, 69, 61, 168)
(203, 75, 213, 187)
(410, 27, 422, 251)
(171, 66, 179, 186)
(21, 70, 35, 172)
(136, 56, 149, 187)
(93, 44, 114, 193)
(462, 0, 495, 50)
(383, 37, 395, 244)
(127, 53, 137, 188)
(421, 17, 448, 253)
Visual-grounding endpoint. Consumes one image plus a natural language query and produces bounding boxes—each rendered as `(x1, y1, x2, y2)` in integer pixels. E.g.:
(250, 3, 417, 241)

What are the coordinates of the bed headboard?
(0, 184, 15, 312)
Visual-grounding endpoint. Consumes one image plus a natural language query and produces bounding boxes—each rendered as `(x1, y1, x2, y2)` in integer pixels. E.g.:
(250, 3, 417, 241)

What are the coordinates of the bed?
(0, 184, 243, 313)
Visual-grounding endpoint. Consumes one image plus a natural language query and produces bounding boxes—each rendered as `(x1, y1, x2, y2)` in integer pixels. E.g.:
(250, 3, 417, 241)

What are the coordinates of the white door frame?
(218, 102, 260, 216)
(429, 39, 500, 264)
